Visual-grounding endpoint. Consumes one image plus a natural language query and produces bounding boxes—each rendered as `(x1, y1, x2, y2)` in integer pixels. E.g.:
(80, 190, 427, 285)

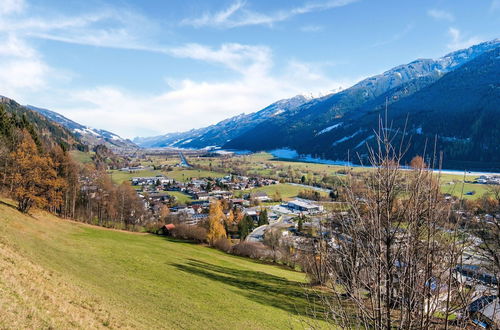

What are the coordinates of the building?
(468, 296, 500, 328)
(286, 199, 324, 214)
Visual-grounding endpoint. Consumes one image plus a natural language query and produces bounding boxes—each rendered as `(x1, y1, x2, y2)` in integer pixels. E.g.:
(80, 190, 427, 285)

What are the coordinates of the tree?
(263, 228, 282, 263)
(238, 215, 254, 240)
(258, 208, 269, 226)
(329, 189, 339, 200)
(207, 201, 227, 245)
(7, 131, 65, 213)
(272, 191, 282, 202)
(306, 121, 470, 329)
(473, 187, 500, 297)
(297, 216, 303, 232)
(224, 209, 235, 235)
(410, 155, 426, 169)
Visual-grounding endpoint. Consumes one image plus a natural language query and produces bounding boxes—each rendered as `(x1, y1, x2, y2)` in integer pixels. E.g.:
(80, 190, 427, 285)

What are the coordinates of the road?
(245, 215, 293, 242)
(178, 152, 192, 168)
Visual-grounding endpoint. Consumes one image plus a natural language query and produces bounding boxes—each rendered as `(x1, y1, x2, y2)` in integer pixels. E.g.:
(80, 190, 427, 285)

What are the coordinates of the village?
(130, 170, 326, 241)
(119, 153, 500, 328)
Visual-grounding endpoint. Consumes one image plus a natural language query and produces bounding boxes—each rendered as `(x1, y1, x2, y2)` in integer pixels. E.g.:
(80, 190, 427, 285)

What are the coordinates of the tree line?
(0, 104, 146, 230)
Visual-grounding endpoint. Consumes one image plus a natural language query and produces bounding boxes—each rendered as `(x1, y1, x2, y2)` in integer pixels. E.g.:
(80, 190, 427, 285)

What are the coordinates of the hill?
(134, 39, 500, 171)
(133, 95, 311, 148)
(224, 40, 500, 171)
(27, 105, 137, 151)
(0, 96, 82, 150)
(0, 199, 324, 329)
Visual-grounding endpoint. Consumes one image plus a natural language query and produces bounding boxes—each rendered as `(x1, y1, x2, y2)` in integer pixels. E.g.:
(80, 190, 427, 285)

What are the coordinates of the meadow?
(0, 199, 324, 329)
(238, 183, 329, 201)
(188, 152, 494, 200)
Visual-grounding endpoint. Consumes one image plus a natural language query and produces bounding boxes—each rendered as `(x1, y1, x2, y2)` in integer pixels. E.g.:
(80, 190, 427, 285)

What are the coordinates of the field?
(239, 183, 329, 201)
(165, 168, 228, 182)
(188, 152, 496, 200)
(166, 190, 194, 204)
(108, 169, 163, 184)
(0, 199, 324, 329)
(69, 150, 94, 164)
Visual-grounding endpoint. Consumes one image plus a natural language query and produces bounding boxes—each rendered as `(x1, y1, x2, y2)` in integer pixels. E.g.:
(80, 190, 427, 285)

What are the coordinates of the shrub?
(213, 238, 232, 253)
(231, 242, 268, 259)
(170, 224, 207, 243)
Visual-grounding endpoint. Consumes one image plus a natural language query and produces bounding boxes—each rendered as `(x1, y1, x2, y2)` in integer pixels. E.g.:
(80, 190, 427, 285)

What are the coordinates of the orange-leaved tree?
(8, 131, 66, 213)
(207, 200, 227, 245)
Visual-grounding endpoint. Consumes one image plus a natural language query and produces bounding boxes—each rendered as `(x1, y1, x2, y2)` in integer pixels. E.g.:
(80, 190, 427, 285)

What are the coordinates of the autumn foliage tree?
(207, 200, 227, 245)
(7, 131, 66, 213)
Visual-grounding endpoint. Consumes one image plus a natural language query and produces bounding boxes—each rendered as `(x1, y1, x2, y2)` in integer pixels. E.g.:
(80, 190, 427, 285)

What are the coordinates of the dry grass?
(0, 237, 135, 329)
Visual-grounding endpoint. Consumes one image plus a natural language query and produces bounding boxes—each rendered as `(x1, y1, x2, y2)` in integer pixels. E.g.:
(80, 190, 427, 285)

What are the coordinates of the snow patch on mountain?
(332, 130, 362, 146)
(317, 122, 343, 135)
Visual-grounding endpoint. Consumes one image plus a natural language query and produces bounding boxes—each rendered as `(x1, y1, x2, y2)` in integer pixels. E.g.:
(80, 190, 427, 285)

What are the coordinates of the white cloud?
(182, 0, 359, 28)
(0, 0, 25, 15)
(427, 9, 454, 22)
(168, 43, 272, 76)
(0, 1, 354, 138)
(446, 27, 483, 50)
(55, 43, 352, 138)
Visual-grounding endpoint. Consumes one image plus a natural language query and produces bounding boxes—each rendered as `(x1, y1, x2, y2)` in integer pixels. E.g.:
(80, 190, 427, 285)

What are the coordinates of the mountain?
(225, 39, 500, 154)
(133, 95, 311, 148)
(134, 39, 500, 170)
(0, 96, 82, 150)
(223, 40, 500, 170)
(28, 105, 137, 150)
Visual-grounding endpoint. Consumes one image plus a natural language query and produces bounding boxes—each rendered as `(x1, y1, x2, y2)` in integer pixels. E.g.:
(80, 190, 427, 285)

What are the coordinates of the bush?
(213, 238, 232, 253)
(231, 242, 268, 259)
(171, 224, 207, 243)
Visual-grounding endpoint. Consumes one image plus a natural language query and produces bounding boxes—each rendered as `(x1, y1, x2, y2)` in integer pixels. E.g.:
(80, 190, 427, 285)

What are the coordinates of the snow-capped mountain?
(133, 95, 312, 148)
(348, 38, 500, 98)
(27, 105, 137, 150)
(226, 40, 500, 170)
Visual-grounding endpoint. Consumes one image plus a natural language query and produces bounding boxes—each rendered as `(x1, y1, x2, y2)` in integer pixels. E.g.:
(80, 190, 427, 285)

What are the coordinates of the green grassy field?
(108, 169, 163, 184)
(165, 168, 228, 182)
(166, 190, 194, 204)
(189, 152, 495, 200)
(0, 199, 324, 329)
(237, 183, 328, 201)
(69, 150, 94, 164)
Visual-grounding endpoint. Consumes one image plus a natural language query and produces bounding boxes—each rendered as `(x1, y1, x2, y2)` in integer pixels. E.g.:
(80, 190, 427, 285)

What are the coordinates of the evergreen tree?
(238, 215, 254, 240)
(258, 208, 269, 226)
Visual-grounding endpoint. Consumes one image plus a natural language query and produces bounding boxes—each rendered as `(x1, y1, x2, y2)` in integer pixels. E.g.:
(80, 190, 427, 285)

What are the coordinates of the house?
(158, 223, 176, 235)
(252, 191, 272, 202)
(467, 296, 500, 328)
(286, 199, 324, 214)
(455, 265, 498, 286)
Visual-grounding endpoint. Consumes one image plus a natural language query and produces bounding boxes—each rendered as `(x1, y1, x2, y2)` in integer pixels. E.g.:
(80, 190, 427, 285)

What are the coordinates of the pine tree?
(258, 208, 269, 226)
(297, 216, 303, 232)
(238, 215, 254, 240)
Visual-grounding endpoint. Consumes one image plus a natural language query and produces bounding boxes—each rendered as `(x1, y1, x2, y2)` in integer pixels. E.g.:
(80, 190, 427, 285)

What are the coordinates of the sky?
(0, 0, 499, 138)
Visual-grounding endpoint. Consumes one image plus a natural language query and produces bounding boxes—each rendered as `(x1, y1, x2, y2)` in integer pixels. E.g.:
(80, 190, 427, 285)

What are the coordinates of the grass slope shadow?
(172, 258, 326, 317)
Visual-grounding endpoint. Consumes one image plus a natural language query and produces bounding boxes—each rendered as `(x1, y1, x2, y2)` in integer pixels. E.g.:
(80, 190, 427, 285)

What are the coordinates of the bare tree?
(306, 118, 472, 329)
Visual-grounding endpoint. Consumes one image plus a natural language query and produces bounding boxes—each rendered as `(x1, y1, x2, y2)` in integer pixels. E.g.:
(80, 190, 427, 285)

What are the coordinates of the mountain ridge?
(27, 105, 137, 150)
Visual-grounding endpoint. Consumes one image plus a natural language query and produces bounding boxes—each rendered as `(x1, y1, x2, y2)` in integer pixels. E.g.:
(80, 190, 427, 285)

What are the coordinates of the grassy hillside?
(0, 199, 324, 329)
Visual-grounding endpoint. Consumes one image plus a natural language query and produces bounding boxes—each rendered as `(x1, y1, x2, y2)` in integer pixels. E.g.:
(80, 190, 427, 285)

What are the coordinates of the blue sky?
(0, 0, 498, 138)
